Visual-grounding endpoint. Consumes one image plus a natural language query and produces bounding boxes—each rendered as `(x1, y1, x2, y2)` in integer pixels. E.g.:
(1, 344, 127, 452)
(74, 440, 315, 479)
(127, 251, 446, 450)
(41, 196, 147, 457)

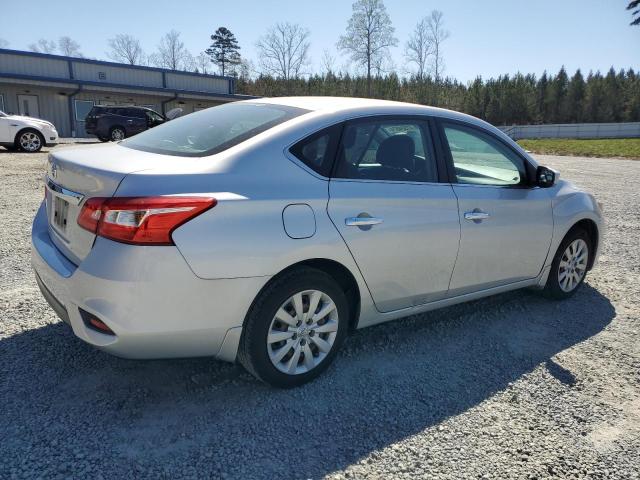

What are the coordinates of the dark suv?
(85, 106, 166, 142)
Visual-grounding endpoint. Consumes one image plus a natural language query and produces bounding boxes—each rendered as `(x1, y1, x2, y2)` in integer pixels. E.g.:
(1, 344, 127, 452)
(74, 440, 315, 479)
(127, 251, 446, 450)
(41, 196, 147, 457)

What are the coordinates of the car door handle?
(345, 217, 384, 226)
(464, 211, 490, 221)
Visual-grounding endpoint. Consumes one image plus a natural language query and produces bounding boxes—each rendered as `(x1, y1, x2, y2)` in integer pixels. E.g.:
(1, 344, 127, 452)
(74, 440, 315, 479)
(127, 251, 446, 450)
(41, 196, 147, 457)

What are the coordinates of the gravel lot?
(0, 144, 638, 479)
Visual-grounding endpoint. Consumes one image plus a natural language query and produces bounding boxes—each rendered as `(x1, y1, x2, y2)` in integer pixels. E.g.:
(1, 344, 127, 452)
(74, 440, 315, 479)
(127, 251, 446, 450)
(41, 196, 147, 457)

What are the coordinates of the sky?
(2, 0, 638, 82)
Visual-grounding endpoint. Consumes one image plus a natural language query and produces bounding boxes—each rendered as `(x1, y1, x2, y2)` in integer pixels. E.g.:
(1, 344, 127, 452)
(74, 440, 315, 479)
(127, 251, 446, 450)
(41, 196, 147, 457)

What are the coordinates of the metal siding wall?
(72, 63, 163, 88)
(165, 73, 229, 94)
(0, 53, 69, 79)
(499, 123, 640, 140)
(0, 84, 71, 136)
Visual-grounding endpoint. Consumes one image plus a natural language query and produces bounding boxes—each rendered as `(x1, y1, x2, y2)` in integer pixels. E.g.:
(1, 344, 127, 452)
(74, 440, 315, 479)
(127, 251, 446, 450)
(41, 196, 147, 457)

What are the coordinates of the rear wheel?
(109, 126, 126, 142)
(238, 267, 348, 388)
(543, 228, 591, 299)
(15, 129, 44, 153)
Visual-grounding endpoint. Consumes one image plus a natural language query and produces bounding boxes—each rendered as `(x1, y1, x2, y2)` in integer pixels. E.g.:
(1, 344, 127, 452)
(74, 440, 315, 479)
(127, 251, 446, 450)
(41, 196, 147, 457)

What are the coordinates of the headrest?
(376, 135, 415, 170)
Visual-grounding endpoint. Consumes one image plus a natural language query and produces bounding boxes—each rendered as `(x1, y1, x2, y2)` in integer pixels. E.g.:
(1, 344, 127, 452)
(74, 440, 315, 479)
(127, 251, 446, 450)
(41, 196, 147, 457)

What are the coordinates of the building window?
(74, 100, 94, 122)
(0, 93, 4, 112)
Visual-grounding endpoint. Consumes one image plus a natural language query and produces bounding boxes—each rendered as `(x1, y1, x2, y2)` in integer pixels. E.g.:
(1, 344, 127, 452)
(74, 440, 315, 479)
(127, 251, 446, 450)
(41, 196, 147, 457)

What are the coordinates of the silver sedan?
(31, 97, 603, 387)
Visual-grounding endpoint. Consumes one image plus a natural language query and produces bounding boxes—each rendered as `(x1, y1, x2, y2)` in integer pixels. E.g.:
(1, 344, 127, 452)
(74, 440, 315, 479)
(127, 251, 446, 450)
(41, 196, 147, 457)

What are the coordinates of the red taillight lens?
(77, 197, 106, 232)
(77, 196, 216, 245)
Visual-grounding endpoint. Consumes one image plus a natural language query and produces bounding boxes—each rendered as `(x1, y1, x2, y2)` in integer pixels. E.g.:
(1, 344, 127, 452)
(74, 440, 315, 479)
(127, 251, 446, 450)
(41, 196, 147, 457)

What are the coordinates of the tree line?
(237, 67, 640, 125)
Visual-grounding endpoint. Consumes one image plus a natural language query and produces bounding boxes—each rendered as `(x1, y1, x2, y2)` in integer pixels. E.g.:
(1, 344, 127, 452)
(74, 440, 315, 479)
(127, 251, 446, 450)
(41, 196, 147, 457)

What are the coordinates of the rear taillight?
(77, 196, 216, 245)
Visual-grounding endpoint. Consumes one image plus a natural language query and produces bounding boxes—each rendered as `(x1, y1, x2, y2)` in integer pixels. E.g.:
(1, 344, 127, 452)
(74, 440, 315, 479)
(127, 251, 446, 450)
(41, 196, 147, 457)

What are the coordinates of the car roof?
(243, 96, 478, 122)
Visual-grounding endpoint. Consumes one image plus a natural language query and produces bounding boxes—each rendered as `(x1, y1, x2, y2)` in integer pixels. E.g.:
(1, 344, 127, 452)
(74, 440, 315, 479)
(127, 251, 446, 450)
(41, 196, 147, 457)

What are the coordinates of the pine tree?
(567, 69, 586, 123)
(206, 27, 241, 76)
(547, 67, 569, 123)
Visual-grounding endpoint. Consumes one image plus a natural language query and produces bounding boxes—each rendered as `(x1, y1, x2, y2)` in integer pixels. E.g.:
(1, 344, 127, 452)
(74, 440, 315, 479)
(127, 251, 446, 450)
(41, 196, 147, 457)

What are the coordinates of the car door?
(126, 108, 147, 135)
(438, 120, 553, 296)
(0, 115, 9, 142)
(327, 117, 460, 313)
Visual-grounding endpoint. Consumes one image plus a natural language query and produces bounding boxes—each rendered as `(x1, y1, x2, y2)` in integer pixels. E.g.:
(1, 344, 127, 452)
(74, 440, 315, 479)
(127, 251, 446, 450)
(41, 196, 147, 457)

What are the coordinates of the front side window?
(122, 102, 309, 157)
(334, 119, 437, 182)
(146, 111, 164, 122)
(443, 124, 526, 186)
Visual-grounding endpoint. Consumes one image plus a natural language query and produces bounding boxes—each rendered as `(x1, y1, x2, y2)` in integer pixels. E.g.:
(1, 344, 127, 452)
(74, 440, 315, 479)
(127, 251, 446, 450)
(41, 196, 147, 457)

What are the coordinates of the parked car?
(32, 98, 603, 388)
(0, 110, 58, 152)
(85, 105, 166, 142)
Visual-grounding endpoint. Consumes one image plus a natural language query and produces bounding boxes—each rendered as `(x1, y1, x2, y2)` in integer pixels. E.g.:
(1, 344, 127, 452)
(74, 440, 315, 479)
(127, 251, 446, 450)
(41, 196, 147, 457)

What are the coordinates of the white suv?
(0, 110, 58, 152)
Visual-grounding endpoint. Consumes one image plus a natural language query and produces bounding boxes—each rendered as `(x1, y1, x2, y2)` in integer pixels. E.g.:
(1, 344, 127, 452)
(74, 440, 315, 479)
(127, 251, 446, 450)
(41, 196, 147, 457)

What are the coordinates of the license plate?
(53, 196, 69, 231)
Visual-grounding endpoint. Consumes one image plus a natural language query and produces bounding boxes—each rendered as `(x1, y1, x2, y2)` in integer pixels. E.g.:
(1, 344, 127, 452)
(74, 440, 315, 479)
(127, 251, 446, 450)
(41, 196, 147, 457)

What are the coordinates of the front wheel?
(16, 130, 44, 153)
(238, 267, 349, 388)
(543, 228, 591, 299)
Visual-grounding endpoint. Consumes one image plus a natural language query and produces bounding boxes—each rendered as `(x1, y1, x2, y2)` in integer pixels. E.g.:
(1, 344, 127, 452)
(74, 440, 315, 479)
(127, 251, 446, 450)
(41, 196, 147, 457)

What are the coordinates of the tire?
(15, 129, 44, 153)
(238, 267, 349, 388)
(543, 228, 591, 300)
(109, 126, 126, 142)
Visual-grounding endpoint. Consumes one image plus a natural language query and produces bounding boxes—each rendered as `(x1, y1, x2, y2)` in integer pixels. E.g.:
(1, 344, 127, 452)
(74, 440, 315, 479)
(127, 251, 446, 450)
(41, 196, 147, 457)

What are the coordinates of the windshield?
(121, 102, 309, 157)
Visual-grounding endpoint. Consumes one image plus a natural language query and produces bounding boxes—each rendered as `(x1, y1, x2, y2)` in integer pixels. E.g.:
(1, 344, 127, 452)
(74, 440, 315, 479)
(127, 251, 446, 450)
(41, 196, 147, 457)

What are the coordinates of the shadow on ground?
(0, 283, 614, 478)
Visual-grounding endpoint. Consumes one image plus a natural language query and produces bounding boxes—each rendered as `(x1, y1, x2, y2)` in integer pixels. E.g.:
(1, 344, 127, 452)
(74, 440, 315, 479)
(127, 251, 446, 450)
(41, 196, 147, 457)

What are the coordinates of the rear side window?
(334, 118, 438, 182)
(289, 124, 342, 177)
(128, 108, 146, 119)
(122, 102, 309, 157)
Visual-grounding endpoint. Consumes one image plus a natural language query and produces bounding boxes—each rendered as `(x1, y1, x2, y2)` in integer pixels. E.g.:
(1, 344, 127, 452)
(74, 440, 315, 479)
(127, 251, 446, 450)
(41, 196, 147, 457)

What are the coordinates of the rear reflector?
(79, 308, 115, 335)
(77, 196, 216, 245)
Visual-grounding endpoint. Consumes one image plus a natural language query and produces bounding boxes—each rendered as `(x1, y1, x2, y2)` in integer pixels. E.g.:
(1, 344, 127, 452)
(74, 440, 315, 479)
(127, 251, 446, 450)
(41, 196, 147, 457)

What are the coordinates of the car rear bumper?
(31, 202, 269, 361)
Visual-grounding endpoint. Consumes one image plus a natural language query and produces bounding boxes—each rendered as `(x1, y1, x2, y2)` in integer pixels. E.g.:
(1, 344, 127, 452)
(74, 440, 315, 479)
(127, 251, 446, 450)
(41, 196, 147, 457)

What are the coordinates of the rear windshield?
(121, 102, 309, 157)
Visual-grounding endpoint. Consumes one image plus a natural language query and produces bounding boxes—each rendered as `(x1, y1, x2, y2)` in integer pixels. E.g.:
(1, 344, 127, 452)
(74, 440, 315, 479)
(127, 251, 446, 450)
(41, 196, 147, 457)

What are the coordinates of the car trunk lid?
(44, 143, 170, 264)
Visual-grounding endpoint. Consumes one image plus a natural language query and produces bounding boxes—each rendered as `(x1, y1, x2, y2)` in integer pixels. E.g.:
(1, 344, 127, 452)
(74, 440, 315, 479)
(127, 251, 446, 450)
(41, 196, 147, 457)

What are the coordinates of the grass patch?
(517, 138, 640, 159)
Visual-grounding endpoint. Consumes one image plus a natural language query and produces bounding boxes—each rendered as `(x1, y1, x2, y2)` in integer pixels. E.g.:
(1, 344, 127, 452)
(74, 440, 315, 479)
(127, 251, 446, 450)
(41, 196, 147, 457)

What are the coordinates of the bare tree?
(153, 30, 193, 71)
(28, 39, 57, 54)
(405, 17, 433, 80)
(0, 38, 8, 49)
(337, 0, 397, 96)
(107, 34, 145, 65)
(236, 58, 254, 80)
(195, 52, 210, 74)
(58, 36, 82, 57)
(256, 23, 311, 80)
(426, 10, 450, 82)
(321, 49, 337, 75)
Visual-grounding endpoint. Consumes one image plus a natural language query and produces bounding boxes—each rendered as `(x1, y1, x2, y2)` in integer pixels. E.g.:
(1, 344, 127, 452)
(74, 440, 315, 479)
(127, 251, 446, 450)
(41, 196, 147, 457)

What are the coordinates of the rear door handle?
(345, 217, 384, 226)
(464, 211, 490, 221)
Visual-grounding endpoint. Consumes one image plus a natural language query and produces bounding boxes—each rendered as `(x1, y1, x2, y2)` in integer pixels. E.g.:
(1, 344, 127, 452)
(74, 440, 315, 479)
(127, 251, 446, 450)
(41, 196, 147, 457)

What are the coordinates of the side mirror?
(536, 166, 556, 188)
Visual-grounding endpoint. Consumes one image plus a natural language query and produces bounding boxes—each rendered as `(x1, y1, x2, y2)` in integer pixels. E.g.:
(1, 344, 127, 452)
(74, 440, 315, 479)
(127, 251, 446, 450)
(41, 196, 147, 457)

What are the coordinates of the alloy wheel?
(19, 132, 42, 152)
(111, 128, 125, 141)
(267, 289, 339, 375)
(558, 238, 588, 292)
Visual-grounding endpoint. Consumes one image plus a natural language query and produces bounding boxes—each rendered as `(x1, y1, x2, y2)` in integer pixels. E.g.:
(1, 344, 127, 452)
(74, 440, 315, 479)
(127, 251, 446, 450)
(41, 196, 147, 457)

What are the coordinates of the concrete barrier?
(498, 122, 640, 140)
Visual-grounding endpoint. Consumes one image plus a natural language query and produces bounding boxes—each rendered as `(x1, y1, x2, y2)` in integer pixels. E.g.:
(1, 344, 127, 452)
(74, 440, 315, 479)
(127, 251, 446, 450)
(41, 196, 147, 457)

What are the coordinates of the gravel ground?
(0, 145, 638, 480)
